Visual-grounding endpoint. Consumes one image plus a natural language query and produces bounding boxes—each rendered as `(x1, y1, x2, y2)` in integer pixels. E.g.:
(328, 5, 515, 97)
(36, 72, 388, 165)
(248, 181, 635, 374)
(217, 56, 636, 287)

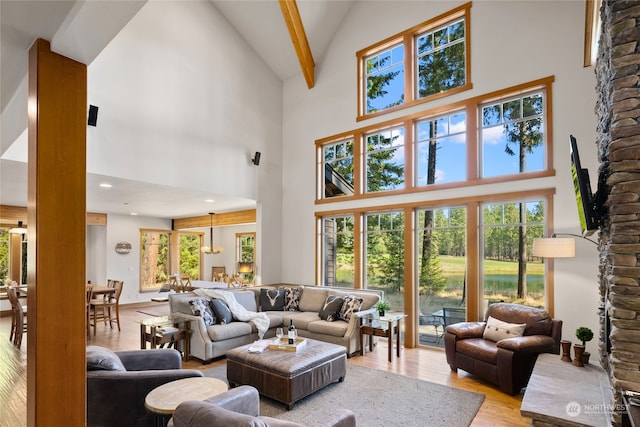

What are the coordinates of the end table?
(140, 315, 191, 361)
(359, 313, 406, 362)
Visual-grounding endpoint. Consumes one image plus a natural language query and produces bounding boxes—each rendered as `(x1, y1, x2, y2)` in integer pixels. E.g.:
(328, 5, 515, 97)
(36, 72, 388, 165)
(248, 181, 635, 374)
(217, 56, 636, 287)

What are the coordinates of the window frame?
(317, 76, 555, 205)
(315, 188, 556, 325)
(357, 2, 472, 121)
(235, 232, 256, 273)
(139, 228, 203, 292)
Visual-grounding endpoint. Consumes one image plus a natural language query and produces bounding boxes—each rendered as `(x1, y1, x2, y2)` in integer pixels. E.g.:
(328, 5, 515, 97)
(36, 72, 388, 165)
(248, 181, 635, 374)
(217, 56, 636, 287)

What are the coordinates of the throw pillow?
(188, 298, 216, 327)
(483, 316, 527, 342)
(259, 288, 285, 311)
(284, 287, 302, 312)
(319, 295, 345, 322)
(86, 346, 126, 371)
(210, 298, 234, 325)
(339, 295, 364, 322)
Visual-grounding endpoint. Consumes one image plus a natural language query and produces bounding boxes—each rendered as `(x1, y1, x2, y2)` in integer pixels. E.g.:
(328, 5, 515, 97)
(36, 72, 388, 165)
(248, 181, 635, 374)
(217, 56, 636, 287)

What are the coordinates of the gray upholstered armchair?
(87, 346, 203, 427)
(168, 385, 356, 427)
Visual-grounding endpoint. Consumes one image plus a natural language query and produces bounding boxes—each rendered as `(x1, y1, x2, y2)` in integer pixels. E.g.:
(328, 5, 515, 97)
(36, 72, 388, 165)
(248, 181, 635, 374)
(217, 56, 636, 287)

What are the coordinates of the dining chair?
(7, 286, 27, 348)
(211, 266, 226, 281)
(91, 280, 124, 334)
(86, 285, 94, 339)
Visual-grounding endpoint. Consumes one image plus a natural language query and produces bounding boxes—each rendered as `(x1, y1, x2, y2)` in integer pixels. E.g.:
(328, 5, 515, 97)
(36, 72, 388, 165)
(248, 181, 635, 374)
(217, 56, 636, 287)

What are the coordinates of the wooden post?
(27, 38, 87, 427)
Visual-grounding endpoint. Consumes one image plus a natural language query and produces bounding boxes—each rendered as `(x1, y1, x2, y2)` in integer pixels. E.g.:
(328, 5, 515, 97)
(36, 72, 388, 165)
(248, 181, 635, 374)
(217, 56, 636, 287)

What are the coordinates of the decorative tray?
(268, 338, 307, 352)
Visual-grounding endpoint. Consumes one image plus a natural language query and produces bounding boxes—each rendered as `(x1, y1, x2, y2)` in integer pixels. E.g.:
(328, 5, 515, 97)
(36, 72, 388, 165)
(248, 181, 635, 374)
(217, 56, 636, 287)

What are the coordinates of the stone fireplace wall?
(596, 2, 640, 425)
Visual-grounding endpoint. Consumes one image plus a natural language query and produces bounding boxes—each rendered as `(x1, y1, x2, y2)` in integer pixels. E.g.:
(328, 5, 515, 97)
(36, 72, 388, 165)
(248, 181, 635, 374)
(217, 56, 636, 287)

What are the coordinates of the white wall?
(85, 0, 284, 285)
(280, 1, 600, 349)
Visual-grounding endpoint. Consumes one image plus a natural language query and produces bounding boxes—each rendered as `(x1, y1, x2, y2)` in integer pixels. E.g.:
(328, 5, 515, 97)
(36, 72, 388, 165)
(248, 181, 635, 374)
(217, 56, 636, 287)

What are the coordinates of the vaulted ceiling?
(0, 0, 354, 219)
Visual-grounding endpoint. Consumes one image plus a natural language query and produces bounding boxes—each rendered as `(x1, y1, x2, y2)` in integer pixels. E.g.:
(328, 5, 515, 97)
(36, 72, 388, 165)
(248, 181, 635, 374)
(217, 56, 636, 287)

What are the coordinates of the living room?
(0, 0, 620, 426)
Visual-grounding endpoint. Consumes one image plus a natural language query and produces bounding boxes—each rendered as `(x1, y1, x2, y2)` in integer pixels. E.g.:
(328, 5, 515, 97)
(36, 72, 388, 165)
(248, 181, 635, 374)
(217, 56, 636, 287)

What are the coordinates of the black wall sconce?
(252, 152, 261, 166)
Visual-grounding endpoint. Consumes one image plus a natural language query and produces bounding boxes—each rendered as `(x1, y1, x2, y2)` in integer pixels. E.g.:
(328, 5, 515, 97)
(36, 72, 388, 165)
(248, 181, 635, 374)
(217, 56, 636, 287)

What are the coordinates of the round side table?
(145, 377, 228, 425)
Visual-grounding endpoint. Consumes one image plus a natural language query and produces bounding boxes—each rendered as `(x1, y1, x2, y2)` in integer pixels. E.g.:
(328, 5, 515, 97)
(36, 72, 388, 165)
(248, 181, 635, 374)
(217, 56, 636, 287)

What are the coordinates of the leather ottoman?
(226, 338, 347, 409)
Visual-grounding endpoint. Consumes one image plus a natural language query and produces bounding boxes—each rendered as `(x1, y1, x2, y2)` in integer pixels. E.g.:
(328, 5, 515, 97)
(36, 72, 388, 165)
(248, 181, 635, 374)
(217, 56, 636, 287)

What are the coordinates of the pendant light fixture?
(201, 213, 223, 254)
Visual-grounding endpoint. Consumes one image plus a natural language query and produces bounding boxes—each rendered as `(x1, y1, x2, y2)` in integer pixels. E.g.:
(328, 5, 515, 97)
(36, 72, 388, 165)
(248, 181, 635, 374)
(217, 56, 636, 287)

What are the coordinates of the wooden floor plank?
(0, 302, 531, 426)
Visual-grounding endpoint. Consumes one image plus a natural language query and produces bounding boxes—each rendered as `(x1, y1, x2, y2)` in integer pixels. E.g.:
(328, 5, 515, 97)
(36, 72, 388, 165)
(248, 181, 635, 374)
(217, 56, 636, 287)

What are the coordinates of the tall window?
(236, 232, 255, 271)
(358, 2, 471, 120)
(481, 91, 545, 178)
(364, 43, 405, 115)
(140, 230, 201, 291)
(179, 233, 201, 280)
(415, 111, 467, 186)
(365, 126, 405, 193)
(416, 18, 466, 99)
(0, 228, 8, 283)
(140, 231, 169, 291)
(320, 215, 355, 288)
(481, 200, 545, 308)
(417, 207, 466, 344)
(365, 211, 405, 315)
(323, 139, 355, 199)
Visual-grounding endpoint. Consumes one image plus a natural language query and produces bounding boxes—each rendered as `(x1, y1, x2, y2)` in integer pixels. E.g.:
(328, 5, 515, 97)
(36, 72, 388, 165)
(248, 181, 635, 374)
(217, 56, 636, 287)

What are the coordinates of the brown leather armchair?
(444, 303, 562, 395)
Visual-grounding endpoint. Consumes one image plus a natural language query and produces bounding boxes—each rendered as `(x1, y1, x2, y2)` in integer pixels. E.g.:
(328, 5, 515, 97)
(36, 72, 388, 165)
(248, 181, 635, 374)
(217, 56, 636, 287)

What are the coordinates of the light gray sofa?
(168, 285, 383, 363)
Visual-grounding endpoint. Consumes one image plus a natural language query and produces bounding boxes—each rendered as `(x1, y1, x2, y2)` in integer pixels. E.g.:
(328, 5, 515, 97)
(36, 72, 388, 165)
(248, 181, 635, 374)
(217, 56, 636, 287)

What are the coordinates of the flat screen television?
(570, 135, 604, 236)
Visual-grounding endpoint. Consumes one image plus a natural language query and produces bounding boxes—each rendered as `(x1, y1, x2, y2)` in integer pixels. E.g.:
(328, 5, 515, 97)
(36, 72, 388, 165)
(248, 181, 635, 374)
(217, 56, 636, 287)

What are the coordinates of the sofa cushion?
(483, 316, 526, 342)
(339, 295, 364, 322)
(457, 338, 499, 364)
(207, 322, 254, 341)
(86, 346, 126, 371)
(329, 289, 379, 311)
(307, 319, 349, 338)
(319, 295, 344, 321)
(486, 302, 553, 336)
(281, 311, 321, 331)
(232, 290, 258, 312)
(210, 299, 234, 325)
(284, 287, 302, 311)
(298, 286, 328, 312)
(263, 312, 285, 328)
(260, 288, 285, 311)
(188, 298, 217, 326)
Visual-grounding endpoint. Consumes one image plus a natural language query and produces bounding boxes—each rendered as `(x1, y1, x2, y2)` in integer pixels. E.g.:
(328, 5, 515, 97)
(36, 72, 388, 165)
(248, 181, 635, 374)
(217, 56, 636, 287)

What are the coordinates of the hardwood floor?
(0, 302, 531, 427)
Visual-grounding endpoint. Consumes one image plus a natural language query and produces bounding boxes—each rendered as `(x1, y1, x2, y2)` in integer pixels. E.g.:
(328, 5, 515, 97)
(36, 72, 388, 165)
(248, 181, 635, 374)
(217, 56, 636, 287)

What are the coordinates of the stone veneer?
(596, 2, 640, 425)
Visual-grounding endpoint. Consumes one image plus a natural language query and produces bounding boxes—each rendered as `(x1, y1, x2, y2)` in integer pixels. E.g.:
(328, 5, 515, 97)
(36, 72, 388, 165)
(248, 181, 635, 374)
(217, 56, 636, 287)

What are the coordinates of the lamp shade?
(532, 237, 575, 258)
(9, 221, 27, 235)
(238, 262, 253, 273)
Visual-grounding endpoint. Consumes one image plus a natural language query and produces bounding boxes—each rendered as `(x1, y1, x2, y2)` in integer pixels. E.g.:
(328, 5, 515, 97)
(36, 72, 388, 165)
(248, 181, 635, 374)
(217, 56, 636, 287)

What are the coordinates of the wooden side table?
(145, 377, 228, 426)
(359, 313, 406, 362)
(140, 315, 192, 361)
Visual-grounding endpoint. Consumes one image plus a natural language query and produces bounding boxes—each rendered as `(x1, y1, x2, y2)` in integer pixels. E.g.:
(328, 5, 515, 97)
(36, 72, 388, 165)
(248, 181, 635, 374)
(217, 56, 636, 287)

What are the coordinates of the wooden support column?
(27, 38, 87, 427)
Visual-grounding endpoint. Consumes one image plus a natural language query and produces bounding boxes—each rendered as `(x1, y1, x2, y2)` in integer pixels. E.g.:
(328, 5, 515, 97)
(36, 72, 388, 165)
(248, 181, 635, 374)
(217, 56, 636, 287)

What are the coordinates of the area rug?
(203, 364, 484, 427)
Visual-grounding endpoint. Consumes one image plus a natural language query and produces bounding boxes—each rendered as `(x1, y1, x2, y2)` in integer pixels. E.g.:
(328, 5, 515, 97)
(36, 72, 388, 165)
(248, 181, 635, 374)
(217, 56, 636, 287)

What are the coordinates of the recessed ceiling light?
(99, 183, 112, 188)
(205, 199, 215, 203)
(130, 212, 138, 216)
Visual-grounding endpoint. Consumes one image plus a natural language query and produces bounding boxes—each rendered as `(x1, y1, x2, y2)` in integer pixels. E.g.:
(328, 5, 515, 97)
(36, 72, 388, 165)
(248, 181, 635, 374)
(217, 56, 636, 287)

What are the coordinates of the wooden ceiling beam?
(0, 204, 106, 225)
(172, 209, 257, 229)
(279, 0, 315, 89)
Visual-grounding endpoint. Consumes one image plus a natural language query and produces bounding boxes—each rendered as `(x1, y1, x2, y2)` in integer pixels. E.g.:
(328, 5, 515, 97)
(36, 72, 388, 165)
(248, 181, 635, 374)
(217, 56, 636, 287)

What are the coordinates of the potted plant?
(575, 326, 594, 365)
(375, 300, 391, 316)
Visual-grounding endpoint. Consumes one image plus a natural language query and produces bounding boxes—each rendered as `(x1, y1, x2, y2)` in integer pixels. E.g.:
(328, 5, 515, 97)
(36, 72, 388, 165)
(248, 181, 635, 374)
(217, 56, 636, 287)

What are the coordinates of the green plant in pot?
(375, 300, 391, 316)
(575, 326, 594, 365)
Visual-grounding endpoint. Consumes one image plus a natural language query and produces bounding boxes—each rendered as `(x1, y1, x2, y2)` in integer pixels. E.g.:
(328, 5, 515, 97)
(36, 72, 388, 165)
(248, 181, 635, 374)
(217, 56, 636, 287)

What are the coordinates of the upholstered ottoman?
(226, 338, 347, 409)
